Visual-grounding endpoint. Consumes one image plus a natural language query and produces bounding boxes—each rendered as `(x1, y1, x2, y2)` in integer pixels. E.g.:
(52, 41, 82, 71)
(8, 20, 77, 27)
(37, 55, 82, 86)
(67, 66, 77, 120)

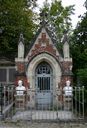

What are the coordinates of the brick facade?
(15, 27, 73, 107)
(15, 28, 73, 88)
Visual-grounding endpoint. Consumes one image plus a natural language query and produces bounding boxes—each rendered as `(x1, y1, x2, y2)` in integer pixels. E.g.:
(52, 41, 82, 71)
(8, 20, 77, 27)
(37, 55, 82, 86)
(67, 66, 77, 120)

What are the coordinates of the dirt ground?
(0, 121, 87, 128)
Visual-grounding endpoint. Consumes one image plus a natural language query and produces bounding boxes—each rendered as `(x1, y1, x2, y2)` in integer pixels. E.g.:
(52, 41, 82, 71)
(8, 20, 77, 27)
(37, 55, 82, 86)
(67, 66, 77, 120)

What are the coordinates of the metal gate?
(0, 84, 85, 122)
(35, 62, 53, 108)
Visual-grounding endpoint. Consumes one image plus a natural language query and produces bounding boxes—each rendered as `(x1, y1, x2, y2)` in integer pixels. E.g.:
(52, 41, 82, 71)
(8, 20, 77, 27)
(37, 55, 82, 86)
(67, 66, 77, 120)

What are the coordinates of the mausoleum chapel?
(0, 18, 73, 108)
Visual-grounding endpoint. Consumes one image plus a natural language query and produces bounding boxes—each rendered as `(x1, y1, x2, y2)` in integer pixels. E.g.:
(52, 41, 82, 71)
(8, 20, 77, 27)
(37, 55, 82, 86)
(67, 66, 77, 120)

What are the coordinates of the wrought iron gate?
(35, 62, 53, 108)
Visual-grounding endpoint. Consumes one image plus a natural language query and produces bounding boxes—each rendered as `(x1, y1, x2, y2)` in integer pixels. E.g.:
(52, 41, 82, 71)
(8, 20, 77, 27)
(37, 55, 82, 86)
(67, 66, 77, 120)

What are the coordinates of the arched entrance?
(35, 62, 53, 108)
(27, 53, 62, 108)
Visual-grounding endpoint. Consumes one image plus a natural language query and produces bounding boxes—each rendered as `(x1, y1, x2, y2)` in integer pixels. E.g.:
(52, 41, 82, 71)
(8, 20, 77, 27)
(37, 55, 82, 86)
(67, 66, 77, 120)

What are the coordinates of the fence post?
(82, 86, 84, 119)
(0, 83, 3, 119)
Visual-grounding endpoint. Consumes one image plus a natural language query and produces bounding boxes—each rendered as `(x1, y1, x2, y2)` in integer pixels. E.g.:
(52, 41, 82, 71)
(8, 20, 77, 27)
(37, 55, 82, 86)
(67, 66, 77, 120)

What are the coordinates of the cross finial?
(40, 10, 48, 26)
(19, 33, 24, 43)
(62, 30, 69, 43)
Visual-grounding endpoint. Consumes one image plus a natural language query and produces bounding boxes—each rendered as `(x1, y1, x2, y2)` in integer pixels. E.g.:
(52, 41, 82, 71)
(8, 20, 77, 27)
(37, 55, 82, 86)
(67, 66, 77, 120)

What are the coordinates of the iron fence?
(0, 84, 85, 122)
(0, 83, 15, 119)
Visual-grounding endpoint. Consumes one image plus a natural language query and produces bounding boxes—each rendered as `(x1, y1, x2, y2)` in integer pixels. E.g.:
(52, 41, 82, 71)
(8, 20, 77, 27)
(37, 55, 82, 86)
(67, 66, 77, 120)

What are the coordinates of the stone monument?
(63, 80, 73, 110)
(15, 80, 26, 110)
(16, 80, 26, 95)
(63, 80, 73, 96)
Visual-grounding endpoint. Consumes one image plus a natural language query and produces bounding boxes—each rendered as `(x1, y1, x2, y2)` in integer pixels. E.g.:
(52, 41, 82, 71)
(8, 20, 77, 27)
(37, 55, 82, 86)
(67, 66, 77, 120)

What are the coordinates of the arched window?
(35, 62, 52, 91)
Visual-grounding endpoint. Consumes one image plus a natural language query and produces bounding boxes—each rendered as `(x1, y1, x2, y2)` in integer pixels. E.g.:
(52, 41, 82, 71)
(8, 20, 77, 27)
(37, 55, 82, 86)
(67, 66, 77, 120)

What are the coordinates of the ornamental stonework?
(28, 32, 59, 62)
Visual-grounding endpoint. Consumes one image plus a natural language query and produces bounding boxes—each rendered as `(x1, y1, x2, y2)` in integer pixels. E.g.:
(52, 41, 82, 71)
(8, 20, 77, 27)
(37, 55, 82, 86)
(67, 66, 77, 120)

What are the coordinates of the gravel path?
(0, 121, 87, 128)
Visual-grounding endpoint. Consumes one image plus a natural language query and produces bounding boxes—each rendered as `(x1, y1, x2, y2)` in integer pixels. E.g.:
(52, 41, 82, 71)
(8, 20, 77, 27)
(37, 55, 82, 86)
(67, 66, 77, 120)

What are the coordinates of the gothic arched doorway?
(35, 61, 53, 108)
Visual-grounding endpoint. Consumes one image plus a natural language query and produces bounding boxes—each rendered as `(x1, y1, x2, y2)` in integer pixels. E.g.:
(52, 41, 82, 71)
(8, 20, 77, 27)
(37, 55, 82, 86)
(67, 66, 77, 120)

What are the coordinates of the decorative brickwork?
(17, 62, 25, 73)
(28, 32, 58, 62)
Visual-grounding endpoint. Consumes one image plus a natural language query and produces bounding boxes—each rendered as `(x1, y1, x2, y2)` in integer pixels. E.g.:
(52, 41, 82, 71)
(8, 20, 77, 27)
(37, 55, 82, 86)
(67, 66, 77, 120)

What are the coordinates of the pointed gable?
(26, 27, 61, 62)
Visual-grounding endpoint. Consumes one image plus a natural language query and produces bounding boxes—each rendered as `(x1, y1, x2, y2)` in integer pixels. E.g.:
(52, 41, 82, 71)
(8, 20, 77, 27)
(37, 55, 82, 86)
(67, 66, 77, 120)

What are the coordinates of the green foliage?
(77, 68, 87, 86)
(38, 0, 76, 73)
(40, 0, 74, 53)
(71, 16, 87, 69)
(70, 1, 87, 85)
(71, 1, 87, 113)
(0, 0, 37, 59)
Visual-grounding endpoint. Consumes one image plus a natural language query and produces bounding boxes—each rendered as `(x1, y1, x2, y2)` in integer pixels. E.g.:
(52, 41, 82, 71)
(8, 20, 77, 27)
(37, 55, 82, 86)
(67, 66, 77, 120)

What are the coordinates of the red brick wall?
(17, 62, 25, 73)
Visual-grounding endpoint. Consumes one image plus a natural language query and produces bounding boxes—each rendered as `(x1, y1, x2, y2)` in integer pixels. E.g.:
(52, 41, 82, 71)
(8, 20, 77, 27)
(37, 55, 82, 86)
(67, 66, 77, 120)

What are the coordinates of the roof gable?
(26, 27, 61, 61)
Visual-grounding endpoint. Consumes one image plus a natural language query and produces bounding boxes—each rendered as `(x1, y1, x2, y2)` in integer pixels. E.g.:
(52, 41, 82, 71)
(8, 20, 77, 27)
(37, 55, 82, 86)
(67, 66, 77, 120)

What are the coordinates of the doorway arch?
(27, 53, 62, 108)
(35, 62, 53, 107)
(35, 61, 53, 91)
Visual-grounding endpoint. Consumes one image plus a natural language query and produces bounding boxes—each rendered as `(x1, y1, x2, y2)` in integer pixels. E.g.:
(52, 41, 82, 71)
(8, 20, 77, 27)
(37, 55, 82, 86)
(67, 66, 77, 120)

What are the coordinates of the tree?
(77, 68, 87, 86)
(39, 0, 74, 44)
(0, 0, 37, 59)
(70, 0, 87, 85)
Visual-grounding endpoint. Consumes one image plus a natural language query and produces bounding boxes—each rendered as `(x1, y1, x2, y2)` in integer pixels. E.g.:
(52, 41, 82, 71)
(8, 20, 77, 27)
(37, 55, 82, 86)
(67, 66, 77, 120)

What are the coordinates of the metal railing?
(0, 84, 85, 121)
(0, 83, 15, 119)
(73, 86, 84, 119)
